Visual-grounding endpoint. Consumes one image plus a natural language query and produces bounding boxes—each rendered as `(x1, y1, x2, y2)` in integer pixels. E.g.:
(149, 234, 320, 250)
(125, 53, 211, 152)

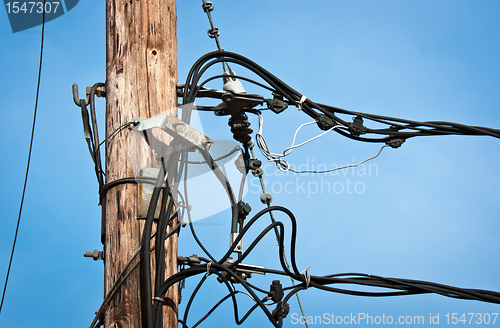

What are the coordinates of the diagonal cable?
(249, 146, 310, 328)
(0, 1, 46, 314)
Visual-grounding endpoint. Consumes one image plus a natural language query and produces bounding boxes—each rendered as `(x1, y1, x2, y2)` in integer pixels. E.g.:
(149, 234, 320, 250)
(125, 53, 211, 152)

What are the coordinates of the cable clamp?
(386, 138, 405, 149)
(297, 95, 307, 111)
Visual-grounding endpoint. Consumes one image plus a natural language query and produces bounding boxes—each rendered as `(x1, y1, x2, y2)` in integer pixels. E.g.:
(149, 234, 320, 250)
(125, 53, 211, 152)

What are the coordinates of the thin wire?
(1, 6, 46, 315)
(0, 3, 45, 314)
(289, 144, 388, 174)
(98, 121, 134, 147)
(284, 122, 346, 154)
(268, 208, 310, 328)
(248, 146, 310, 328)
(202, 0, 230, 73)
(256, 114, 348, 172)
(202, 0, 222, 51)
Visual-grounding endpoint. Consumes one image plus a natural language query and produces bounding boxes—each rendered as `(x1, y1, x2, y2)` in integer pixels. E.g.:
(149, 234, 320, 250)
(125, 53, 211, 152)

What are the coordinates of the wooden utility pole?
(104, 1, 178, 327)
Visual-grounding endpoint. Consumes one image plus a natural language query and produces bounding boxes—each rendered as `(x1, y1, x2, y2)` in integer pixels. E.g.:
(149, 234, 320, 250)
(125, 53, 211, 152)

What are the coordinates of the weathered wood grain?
(104, 1, 178, 327)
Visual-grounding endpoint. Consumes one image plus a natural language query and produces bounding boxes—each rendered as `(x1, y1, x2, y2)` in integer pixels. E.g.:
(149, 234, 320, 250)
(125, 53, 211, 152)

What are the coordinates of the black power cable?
(157, 201, 500, 327)
(88, 222, 181, 328)
(84, 40, 500, 328)
(142, 159, 169, 328)
(181, 50, 500, 143)
(166, 48, 500, 327)
(0, 0, 46, 314)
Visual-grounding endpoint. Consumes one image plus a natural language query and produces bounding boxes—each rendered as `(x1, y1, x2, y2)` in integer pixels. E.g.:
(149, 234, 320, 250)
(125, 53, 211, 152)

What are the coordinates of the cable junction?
(76, 2, 500, 328)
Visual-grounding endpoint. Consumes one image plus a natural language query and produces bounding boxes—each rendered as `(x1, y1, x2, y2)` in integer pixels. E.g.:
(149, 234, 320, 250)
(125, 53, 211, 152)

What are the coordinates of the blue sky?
(1, 1, 500, 327)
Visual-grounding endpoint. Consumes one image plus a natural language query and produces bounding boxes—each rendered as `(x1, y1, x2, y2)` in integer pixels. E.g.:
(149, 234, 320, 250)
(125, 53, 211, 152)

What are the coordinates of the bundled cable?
(88, 47, 500, 328)
(167, 49, 500, 327)
(153, 206, 500, 328)
(180, 50, 500, 145)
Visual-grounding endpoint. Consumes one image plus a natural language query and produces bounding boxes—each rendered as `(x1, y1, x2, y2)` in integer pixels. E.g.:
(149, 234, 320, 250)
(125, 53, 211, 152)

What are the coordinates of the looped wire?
(207, 27, 220, 38)
(202, 1, 214, 11)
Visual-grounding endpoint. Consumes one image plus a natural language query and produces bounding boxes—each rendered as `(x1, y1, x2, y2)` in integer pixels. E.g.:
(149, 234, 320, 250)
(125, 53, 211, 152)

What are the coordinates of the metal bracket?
(177, 83, 226, 100)
(221, 91, 264, 116)
(137, 168, 162, 220)
(230, 232, 243, 253)
(177, 255, 202, 266)
(218, 257, 266, 283)
(178, 254, 265, 283)
(131, 114, 213, 153)
(72, 83, 91, 106)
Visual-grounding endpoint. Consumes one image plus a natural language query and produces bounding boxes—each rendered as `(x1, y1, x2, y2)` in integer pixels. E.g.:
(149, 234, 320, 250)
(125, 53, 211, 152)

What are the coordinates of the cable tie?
(153, 296, 164, 303)
(297, 95, 307, 111)
(300, 266, 311, 289)
(205, 262, 212, 278)
(305, 271, 310, 289)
